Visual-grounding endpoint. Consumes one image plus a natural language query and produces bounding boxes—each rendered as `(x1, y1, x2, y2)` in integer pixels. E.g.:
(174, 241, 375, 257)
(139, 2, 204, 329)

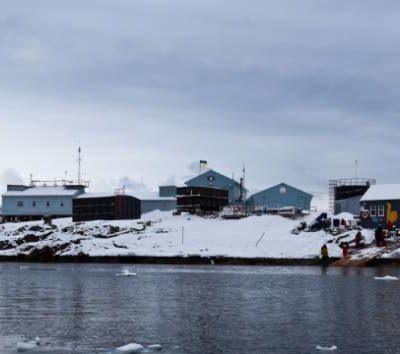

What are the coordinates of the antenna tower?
(77, 146, 82, 184)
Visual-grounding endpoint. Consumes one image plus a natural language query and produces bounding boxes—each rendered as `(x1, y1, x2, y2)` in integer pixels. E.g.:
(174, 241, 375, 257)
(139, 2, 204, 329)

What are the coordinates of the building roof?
(134, 191, 176, 201)
(3, 186, 82, 197)
(76, 192, 118, 199)
(360, 184, 400, 202)
(248, 183, 313, 199)
(185, 169, 248, 191)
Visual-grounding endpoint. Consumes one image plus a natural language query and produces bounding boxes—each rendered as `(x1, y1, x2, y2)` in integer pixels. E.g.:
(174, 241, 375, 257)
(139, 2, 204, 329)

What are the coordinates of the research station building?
(184, 169, 247, 204)
(177, 186, 229, 214)
(360, 184, 400, 229)
(73, 193, 141, 221)
(2, 182, 86, 222)
(247, 183, 313, 211)
(136, 186, 177, 214)
(329, 178, 375, 215)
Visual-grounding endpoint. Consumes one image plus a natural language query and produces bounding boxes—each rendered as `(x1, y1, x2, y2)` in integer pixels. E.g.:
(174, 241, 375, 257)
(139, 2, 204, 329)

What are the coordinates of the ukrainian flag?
(200, 160, 208, 167)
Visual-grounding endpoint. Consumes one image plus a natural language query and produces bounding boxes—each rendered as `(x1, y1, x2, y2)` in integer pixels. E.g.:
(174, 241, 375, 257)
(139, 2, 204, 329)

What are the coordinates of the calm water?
(0, 263, 399, 354)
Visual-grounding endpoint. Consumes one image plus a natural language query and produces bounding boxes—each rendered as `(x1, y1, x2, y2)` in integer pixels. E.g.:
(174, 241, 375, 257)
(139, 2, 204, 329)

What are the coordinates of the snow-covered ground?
(0, 210, 361, 260)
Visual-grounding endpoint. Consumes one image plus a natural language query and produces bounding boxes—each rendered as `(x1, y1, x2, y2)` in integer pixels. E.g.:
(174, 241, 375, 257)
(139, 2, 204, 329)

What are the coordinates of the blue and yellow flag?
(200, 160, 208, 167)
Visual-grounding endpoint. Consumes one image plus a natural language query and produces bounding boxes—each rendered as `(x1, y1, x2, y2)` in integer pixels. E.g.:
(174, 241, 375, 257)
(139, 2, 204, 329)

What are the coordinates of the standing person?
(342, 243, 349, 257)
(387, 221, 393, 238)
(375, 225, 382, 246)
(321, 244, 329, 263)
(355, 231, 363, 248)
(375, 224, 385, 247)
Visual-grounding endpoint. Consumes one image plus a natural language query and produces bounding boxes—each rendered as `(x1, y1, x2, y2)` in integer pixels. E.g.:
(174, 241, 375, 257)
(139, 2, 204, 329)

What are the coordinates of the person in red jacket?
(387, 221, 393, 238)
(342, 243, 349, 257)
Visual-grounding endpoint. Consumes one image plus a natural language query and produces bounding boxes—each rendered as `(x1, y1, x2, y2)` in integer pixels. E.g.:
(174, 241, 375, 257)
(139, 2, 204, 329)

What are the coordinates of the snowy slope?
(0, 211, 346, 259)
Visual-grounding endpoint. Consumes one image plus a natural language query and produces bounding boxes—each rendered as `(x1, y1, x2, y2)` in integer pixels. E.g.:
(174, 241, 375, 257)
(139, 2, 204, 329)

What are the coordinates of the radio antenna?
(77, 146, 82, 184)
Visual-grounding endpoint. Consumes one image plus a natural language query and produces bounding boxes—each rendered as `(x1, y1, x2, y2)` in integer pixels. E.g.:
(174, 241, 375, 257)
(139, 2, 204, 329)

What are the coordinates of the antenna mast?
(355, 160, 359, 178)
(77, 146, 82, 184)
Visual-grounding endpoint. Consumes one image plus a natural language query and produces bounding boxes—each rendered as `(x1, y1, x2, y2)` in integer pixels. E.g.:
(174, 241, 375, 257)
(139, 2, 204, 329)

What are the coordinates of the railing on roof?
(328, 178, 376, 212)
(30, 179, 90, 188)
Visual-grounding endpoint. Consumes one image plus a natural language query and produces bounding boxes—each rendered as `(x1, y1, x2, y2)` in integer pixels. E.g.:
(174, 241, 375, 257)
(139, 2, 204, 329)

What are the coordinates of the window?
(32, 201, 36, 207)
(17, 201, 24, 207)
(370, 205, 376, 217)
(378, 205, 385, 217)
(46, 201, 50, 207)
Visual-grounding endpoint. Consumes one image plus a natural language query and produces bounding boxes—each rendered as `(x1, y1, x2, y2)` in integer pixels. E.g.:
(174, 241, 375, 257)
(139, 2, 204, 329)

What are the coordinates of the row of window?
(369, 205, 384, 217)
(17, 201, 65, 207)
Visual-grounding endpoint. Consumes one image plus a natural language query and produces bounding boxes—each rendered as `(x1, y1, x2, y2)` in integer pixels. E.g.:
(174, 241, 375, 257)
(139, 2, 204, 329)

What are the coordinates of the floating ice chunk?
(16, 337, 40, 352)
(316, 345, 338, 351)
(147, 344, 162, 350)
(116, 268, 137, 277)
(115, 343, 144, 353)
(374, 276, 399, 281)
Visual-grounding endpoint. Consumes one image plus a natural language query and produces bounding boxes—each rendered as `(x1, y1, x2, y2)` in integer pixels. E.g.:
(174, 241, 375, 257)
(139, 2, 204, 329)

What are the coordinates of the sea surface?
(0, 263, 399, 353)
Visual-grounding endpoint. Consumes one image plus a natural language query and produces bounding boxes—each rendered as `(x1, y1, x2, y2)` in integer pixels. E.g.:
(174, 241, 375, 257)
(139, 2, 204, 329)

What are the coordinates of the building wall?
(140, 199, 177, 214)
(2, 195, 75, 217)
(360, 200, 400, 228)
(73, 195, 141, 221)
(334, 195, 362, 215)
(247, 183, 312, 210)
(159, 186, 177, 197)
(185, 170, 246, 203)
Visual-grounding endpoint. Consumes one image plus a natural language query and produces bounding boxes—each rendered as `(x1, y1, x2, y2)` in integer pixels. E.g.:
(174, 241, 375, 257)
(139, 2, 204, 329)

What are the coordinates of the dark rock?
(109, 226, 120, 234)
(15, 232, 53, 245)
(28, 225, 44, 232)
(0, 240, 14, 250)
(27, 243, 70, 261)
(113, 242, 128, 249)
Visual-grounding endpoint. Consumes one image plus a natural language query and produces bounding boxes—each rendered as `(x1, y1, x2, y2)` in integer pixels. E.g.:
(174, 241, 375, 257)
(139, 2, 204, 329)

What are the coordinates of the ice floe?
(374, 275, 399, 281)
(147, 344, 162, 351)
(116, 268, 137, 277)
(316, 345, 338, 351)
(16, 337, 40, 352)
(115, 342, 144, 352)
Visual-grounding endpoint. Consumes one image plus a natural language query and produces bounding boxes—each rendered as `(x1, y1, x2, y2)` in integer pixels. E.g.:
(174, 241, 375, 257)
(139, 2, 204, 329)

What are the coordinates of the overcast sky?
(1, 1, 399, 197)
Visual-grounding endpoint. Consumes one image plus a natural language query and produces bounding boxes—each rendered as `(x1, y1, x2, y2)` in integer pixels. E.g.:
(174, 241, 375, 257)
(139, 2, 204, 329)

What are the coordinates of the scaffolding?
(29, 178, 90, 188)
(329, 178, 376, 212)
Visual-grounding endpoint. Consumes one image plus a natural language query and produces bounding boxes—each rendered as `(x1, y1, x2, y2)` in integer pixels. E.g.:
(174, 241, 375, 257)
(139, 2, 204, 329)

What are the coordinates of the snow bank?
(0, 210, 390, 260)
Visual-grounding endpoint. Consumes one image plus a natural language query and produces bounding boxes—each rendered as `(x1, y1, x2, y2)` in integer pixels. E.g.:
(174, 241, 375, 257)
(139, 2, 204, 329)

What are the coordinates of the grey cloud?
(1, 1, 400, 197)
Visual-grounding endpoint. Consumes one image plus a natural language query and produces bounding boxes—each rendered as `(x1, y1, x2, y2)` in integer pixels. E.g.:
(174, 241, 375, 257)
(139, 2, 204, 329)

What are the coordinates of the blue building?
(247, 183, 313, 211)
(184, 169, 247, 203)
(134, 188, 177, 214)
(2, 183, 86, 222)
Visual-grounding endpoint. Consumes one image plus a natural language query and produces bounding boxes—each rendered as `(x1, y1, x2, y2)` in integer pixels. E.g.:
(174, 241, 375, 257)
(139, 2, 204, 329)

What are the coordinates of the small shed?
(73, 193, 141, 222)
(360, 184, 400, 228)
(247, 183, 313, 211)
